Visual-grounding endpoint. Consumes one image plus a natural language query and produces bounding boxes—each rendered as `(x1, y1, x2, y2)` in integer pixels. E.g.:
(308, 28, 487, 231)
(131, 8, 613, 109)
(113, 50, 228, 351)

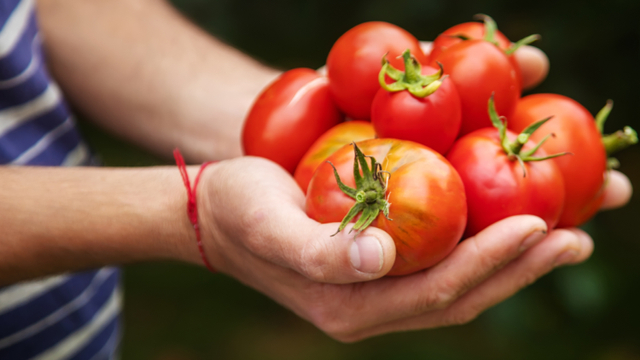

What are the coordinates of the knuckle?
(416, 286, 457, 312)
(238, 206, 296, 266)
(471, 237, 504, 273)
(520, 270, 541, 288)
(299, 240, 333, 282)
(444, 308, 480, 326)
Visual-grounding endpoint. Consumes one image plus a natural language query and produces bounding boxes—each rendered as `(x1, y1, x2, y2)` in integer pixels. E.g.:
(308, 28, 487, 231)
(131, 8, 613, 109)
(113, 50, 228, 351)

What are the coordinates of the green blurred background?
(76, 0, 640, 359)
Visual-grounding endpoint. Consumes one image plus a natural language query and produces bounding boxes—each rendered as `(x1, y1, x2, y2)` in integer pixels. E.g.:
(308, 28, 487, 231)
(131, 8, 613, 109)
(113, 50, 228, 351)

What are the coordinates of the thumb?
(296, 221, 397, 283)
(214, 156, 397, 284)
(247, 205, 397, 284)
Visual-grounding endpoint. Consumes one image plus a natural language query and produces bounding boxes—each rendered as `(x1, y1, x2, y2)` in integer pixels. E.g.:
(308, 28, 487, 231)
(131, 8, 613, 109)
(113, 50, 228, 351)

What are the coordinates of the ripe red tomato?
(446, 99, 565, 237)
(327, 22, 428, 120)
(371, 51, 461, 154)
(294, 121, 375, 194)
(242, 68, 344, 174)
(428, 15, 523, 90)
(306, 139, 467, 276)
(430, 39, 520, 137)
(508, 94, 608, 227)
(428, 17, 511, 62)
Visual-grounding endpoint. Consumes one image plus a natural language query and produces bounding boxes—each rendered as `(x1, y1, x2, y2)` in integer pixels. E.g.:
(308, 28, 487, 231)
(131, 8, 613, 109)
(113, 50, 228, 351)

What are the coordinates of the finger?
(513, 45, 549, 90)
(209, 157, 397, 284)
(316, 65, 327, 77)
(235, 160, 397, 283)
(563, 228, 594, 265)
(601, 170, 633, 210)
(252, 209, 397, 283)
(431, 228, 589, 326)
(347, 228, 588, 340)
(281, 219, 398, 283)
(419, 41, 433, 56)
(316, 215, 547, 336)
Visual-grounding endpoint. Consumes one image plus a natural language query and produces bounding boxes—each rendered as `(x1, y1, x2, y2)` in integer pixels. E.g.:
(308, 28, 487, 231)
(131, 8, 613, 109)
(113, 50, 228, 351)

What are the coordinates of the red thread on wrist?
(174, 148, 216, 273)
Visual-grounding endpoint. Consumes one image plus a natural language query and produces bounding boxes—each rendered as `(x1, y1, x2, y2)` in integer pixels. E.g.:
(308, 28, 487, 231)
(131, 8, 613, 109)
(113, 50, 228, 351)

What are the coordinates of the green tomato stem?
(330, 143, 392, 237)
(486, 95, 568, 176)
(603, 126, 638, 156)
(378, 50, 444, 98)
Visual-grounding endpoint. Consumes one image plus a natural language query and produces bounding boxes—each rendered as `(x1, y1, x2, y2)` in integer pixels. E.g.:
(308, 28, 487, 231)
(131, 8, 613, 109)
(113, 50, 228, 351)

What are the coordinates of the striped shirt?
(0, 0, 121, 358)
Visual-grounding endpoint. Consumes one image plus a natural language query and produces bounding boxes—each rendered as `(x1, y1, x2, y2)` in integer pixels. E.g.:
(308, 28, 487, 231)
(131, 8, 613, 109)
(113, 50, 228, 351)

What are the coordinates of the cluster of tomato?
(242, 16, 637, 276)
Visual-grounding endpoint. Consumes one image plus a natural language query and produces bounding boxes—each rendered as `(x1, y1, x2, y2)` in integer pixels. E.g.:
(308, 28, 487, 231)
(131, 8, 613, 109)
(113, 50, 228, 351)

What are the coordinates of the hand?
(420, 41, 549, 91)
(195, 157, 631, 342)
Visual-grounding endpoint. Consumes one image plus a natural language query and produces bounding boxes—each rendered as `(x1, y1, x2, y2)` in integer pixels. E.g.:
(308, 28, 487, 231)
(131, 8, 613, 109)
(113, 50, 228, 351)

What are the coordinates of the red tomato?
(306, 139, 467, 276)
(430, 39, 520, 137)
(242, 68, 344, 174)
(447, 127, 565, 237)
(508, 94, 608, 227)
(327, 22, 428, 120)
(294, 121, 375, 193)
(371, 52, 461, 154)
(428, 16, 523, 90)
(428, 19, 511, 61)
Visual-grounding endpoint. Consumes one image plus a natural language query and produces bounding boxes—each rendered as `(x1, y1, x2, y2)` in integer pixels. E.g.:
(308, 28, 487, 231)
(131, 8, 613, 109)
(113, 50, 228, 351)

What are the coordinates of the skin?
(0, 0, 632, 342)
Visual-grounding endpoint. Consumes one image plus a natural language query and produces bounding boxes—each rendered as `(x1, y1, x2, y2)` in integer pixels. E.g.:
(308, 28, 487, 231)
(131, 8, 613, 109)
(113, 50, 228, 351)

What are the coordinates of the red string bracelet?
(173, 148, 216, 273)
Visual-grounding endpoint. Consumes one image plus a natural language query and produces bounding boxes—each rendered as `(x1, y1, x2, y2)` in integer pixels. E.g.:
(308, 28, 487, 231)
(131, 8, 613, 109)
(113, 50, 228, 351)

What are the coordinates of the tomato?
(430, 39, 520, 137)
(428, 16, 511, 62)
(446, 98, 565, 237)
(294, 121, 375, 194)
(371, 50, 461, 154)
(242, 68, 344, 174)
(508, 94, 609, 227)
(428, 15, 523, 90)
(327, 22, 428, 120)
(306, 139, 467, 276)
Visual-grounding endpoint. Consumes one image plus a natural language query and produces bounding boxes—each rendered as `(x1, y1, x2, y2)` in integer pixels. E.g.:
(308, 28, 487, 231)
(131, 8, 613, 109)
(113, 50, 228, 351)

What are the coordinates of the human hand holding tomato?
(185, 156, 630, 341)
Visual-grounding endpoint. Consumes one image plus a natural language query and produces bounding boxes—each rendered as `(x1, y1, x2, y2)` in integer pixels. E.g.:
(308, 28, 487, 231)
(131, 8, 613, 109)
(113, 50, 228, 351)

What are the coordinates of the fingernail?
(350, 236, 383, 273)
(554, 250, 579, 267)
(519, 229, 547, 252)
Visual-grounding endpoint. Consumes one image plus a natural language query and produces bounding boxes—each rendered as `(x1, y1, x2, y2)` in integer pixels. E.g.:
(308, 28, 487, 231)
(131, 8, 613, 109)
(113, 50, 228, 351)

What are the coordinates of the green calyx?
(473, 14, 540, 55)
(595, 100, 638, 169)
(378, 49, 445, 98)
(474, 14, 500, 47)
(329, 143, 392, 237)
(488, 95, 569, 177)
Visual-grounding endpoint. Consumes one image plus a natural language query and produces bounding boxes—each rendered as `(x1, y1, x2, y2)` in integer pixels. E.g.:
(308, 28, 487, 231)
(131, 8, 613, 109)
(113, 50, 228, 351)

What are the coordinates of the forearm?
(36, 0, 280, 162)
(0, 165, 203, 285)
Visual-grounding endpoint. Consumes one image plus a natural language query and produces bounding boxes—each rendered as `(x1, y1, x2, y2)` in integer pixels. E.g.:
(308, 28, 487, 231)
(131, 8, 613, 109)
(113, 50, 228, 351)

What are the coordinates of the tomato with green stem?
(446, 96, 567, 237)
(306, 139, 467, 276)
(429, 15, 539, 136)
(326, 22, 428, 120)
(508, 94, 638, 227)
(429, 15, 511, 60)
(371, 49, 461, 154)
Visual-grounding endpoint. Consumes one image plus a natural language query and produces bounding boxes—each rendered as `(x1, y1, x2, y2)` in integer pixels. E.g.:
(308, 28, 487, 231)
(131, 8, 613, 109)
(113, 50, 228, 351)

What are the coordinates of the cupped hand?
(195, 157, 631, 341)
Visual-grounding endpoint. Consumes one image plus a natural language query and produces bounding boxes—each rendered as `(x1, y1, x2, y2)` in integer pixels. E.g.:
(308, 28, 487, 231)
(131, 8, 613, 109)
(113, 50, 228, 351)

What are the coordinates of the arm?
(0, 165, 203, 285)
(36, 0, 280, 162)
(16, 0, 629, 341)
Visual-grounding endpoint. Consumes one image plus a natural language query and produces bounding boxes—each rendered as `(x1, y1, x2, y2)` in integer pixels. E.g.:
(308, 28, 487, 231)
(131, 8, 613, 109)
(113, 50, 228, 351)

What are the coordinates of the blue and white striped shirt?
(0, 0, 121, 358)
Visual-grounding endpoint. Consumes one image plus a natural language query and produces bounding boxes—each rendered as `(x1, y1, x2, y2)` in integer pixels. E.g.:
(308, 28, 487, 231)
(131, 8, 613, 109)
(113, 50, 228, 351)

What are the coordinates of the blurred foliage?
(76, 0, 640, 359)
